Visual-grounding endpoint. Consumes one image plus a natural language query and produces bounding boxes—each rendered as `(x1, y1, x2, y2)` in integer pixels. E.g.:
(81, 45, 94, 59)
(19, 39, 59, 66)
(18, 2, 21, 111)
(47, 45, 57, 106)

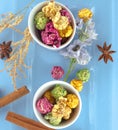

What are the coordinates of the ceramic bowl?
(33, 80, 82, 129)
(28, 1, 76, 51)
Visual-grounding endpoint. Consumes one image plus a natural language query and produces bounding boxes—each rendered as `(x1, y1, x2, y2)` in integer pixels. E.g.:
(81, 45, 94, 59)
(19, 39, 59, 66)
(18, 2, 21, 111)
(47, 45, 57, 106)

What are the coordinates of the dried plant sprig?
(0, 0, 34, 33)
(4, 28, 33, 90)
(0, 12, 24, 33)
(0, 0, 35, 90)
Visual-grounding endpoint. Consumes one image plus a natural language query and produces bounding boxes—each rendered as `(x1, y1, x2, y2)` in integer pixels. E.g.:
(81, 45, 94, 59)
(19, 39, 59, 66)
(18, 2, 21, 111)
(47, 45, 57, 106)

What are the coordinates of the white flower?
(60, 40, 91, 65)
(76, 19, 84, 30)
(76, 18, 97, 46)
(77, 47, 91, 65)
(85, 19, 98, 40)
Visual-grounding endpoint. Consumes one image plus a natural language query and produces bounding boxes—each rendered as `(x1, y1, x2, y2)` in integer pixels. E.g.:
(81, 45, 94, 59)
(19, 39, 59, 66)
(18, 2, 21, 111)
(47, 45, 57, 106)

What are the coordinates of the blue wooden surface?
(0, 0, 118, 130)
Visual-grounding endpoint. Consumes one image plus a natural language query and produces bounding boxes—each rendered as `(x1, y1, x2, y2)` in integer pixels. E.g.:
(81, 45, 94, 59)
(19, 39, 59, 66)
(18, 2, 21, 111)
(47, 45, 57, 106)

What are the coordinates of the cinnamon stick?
(6, 112, 55, 130)
(0, 86, 29, 108)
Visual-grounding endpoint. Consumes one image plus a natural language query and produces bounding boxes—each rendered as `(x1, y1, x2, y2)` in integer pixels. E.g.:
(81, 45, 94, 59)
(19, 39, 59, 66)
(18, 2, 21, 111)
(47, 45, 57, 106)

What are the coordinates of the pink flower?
(60, 9, 71, 23)
(41, 22, 62, 48)
(51, 66, 64, 80)
(36, 97, 53, 114)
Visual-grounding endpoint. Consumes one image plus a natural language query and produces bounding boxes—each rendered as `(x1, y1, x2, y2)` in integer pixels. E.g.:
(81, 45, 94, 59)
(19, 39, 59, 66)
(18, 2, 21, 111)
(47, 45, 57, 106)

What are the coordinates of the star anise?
(97, 42, 116, 63)
(0, 41, 12, 59)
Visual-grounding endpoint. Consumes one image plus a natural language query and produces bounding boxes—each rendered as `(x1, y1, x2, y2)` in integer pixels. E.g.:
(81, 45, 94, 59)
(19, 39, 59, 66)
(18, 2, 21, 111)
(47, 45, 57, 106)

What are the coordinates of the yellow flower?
(42, 1, 62, 20)
(66, 94, 79, 109)
(70, 79, 83, 92)
(52, 12, 61, 23)
(59, 25, 73, 38)
(78, 8, 93, 22)
(63, 106, 72, 120)
(52, 97, 67, 118)
(53, 16, 69, 30)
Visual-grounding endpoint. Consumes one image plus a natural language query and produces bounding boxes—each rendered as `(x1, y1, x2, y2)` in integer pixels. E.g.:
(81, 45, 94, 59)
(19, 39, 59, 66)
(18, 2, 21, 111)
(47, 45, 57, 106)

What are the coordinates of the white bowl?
(33, 80, 82, 129)
(28, 1, 76, 51)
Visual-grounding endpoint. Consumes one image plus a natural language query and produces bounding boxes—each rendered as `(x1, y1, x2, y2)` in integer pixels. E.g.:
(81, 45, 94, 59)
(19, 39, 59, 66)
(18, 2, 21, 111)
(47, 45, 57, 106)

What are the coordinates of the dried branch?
(0, 0, 35, 33)
(0, 13, 24, 33)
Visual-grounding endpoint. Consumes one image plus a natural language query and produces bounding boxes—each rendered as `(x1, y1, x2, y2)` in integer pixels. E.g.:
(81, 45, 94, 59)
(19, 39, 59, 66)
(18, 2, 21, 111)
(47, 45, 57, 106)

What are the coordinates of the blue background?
(0, 0, 118, 130)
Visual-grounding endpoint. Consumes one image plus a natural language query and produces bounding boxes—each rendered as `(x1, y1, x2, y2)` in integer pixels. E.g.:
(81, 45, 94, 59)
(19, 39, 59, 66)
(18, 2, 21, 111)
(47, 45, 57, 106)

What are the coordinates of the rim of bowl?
(33, 80, 82, 129)
(28, 1, 76, 51)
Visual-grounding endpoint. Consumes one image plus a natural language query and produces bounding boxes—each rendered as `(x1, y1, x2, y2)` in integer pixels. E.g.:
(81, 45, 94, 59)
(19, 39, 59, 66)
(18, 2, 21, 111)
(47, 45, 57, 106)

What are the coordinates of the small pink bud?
(51, 66, 64, 80)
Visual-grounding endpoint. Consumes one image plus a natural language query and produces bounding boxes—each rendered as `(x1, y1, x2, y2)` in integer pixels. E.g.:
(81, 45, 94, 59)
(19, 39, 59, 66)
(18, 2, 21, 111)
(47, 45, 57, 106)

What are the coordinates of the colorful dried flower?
(36, 97, 53, 114)
(53, 16, 69, 30)
(41, 22, 62, 48)
(66, 94, 79, 109)
(57, 96, 67, 106)
(60, 9, 71, 23)
(34, 11, 49, 30)
(52, 97, 67, 118)
(34, 11, 45, 21)
(42, 2, 69, 30)
(60, 39, 91, 81)
(51, 66, 64, 80)
(44, 113, 62, 126)
(76, 69, 90, 82)
(63, 106, 72, 120)
(51, 85, 67, 99)
(43, 90, 55, 104)
(52, 11, 61, 23)
(52, 104, 64, 118)
(58, 25, 73, 38)
(42, 1, 62, 20)
(51, 97, 72, 120)
(78, 8, 93, 22)
(59, 8, 97, 82)
(70, 79, 83, 92)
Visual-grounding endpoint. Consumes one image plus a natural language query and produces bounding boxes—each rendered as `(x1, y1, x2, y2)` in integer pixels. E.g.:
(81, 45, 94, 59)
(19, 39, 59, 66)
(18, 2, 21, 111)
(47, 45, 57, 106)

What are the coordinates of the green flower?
(44, 113, 62, 126)
(34, 11, 49, 30)
(76, 68, 90, 82)
(51, 85, 67, 99)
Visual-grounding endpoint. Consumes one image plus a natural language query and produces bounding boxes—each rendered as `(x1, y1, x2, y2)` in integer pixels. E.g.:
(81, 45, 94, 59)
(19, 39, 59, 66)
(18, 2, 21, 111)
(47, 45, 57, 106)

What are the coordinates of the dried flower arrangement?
(0, 0, 34, 108)
(50, 8, 116, 93)
(0, 0, 117, 130)
(49, 8, 95, 92)
(59, 8, 97, 82)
